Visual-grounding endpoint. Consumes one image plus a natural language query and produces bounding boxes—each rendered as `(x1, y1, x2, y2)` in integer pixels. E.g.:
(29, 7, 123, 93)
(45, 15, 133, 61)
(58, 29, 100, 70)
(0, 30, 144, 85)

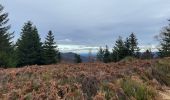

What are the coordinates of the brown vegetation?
(0, 58, 170, 99)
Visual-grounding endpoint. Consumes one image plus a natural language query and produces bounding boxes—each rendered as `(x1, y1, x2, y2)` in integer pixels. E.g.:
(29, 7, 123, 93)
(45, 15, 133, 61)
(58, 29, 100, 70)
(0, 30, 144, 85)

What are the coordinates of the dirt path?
(159, 89, 170, 100)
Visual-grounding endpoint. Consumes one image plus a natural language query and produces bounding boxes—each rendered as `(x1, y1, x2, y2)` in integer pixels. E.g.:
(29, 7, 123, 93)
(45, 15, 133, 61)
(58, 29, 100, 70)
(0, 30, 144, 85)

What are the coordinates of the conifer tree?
(96, 47, 104, 62)
(103, 45, 111, 63)
(112, 36, 127, 62)
(128, 33, 140, 57)
(57, 52, 61, 63)
(43, 30, 59, 64)
(16, 21, 43, 67)
(141, 49, 153, 59)
(124, 37, 132, 56)
(158, 20, 170, 57)
(74, 54, 82, 63)
(0, 4, 15, 67)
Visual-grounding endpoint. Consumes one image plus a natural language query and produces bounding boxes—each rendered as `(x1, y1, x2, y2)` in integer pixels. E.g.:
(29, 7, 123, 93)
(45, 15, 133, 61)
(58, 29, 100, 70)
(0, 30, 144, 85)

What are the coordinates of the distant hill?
(60, 52, 90, 63)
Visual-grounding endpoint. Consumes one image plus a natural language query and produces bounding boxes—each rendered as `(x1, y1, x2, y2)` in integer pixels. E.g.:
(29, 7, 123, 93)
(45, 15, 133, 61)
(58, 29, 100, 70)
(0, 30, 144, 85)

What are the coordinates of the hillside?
(0, 58, 170, 100)
(61, 52, 89, 63)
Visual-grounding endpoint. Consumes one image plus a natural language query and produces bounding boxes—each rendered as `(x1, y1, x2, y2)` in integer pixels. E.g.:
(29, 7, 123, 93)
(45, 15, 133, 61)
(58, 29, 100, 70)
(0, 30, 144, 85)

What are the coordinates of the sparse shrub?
(116, 88, 128, 100)
(42, 72, 51, 81)
(121, 78, 156, 100)
(142, 68, 153, 81)
(58, 77, 77, 85)
(24, 93, 32, 100)
(120, 56, 137, 63)
(77, 73, 85, 83)
(8, 90, 20, 100)
(152, 59, 170, 86)
(100, 82, 116, 100)
(93, 92, 105, 100)
(65, 90, 83, 100)
(32, 80, 41, 91)
(81, 76, 99, 100)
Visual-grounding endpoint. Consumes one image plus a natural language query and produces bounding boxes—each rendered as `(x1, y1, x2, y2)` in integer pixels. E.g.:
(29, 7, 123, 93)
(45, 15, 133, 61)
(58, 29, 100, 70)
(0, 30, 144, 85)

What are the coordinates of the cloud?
(58, 44, 99, 53)
(58, 39, 72, 43)
(1, 0, 170, 52)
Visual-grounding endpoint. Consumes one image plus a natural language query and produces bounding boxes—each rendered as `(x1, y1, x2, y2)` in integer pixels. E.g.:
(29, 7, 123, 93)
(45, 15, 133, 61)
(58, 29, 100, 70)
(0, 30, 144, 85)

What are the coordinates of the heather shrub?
(24, 93, 32, 100)
(81, 76, 99, 100)
(58, 77, 78, 85)
(100, 82, 116, 100)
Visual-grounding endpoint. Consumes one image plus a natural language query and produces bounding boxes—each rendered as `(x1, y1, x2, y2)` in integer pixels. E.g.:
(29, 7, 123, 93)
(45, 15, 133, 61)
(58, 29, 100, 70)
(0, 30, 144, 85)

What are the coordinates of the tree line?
(97, 33, 141, 63)
(0, 4, 60, 67)
(96, 23, 170, 63)
(96, 24, 170, 63)
(1, 4, 170, 67)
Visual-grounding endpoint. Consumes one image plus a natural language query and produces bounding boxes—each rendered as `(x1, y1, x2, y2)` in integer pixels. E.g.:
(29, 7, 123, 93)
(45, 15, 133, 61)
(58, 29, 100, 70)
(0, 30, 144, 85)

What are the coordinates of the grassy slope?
(0, 58, 170, 100)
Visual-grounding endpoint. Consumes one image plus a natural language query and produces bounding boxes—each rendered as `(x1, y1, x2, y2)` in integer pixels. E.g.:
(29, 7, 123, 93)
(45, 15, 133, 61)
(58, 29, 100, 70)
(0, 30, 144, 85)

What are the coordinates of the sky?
(1, 0, 170, 53)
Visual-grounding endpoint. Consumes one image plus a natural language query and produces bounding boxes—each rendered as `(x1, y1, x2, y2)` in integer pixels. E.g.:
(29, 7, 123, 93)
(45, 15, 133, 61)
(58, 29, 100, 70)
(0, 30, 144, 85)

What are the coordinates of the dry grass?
(0, 59, 169, 99)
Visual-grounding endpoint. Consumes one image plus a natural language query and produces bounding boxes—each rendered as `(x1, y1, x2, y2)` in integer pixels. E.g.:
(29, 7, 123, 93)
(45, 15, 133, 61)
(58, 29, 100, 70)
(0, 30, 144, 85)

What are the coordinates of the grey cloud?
(1, 0, 170, 48)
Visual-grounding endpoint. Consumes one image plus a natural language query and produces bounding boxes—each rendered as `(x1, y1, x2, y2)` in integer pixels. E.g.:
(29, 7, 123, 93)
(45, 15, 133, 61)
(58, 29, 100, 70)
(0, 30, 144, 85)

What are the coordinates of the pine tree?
(112, 36, 127, 62)
(43, 30, 59, 64)
(57, 52, 61, 63)
(103, 45, 111, 63)
(124, 37, 132, 56)
(74, 54, 82, 63)
(141, 49, 153, 59)
(16, 21, 43, 67)
(0, 4, 15, 67)
(129, 33, 140, 57)
(96, 47, 104, 62)
(158, 20, 170, 57)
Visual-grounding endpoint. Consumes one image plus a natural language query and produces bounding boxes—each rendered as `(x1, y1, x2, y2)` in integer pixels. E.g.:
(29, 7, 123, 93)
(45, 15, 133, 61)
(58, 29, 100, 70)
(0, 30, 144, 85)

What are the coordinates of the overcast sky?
(1, 0, 170, 52)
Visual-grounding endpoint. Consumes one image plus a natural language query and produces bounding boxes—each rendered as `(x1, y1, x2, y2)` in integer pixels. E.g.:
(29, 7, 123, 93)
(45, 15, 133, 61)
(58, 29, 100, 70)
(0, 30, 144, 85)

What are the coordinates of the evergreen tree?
(141, 49, 153, 59)
(0, 4, 15, 67)
(158, 20, 170, 57)
(129, 33, 140, 57)
(96, 47, 104, 62)
(112, 36, 127, 62)
(74, 54, 82, 63)
(124, 37, 132, 56)
(103, 45, 111, 63)
(16, 21, 43, 67)
(43, 30, 59, 64)
(57, 52, 61, 63)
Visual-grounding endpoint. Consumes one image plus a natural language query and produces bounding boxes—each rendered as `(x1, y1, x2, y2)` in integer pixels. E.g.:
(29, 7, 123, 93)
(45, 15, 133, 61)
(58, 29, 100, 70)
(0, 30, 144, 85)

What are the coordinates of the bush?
(121, 78, 156, 100)
(81, 76, 99, 100)
(152, 59, 170, 86)
(100, 82, 116, 100)
(24, 93, 32, 100)
(120, 56, 137, 63)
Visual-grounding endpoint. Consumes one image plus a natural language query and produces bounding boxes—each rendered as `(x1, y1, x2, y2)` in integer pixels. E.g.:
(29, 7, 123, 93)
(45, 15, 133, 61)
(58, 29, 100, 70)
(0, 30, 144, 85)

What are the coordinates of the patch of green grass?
(42, 72, 52, 81)
(152, 59, 170, 86)
(121, 78, 156, 100)
(58, 77, 78, 85)
(100, 82, 116, 100)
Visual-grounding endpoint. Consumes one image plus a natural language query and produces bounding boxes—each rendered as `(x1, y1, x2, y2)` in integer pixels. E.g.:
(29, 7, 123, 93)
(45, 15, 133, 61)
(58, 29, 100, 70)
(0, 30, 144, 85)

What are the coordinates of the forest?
(1, 4, 170, 68)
